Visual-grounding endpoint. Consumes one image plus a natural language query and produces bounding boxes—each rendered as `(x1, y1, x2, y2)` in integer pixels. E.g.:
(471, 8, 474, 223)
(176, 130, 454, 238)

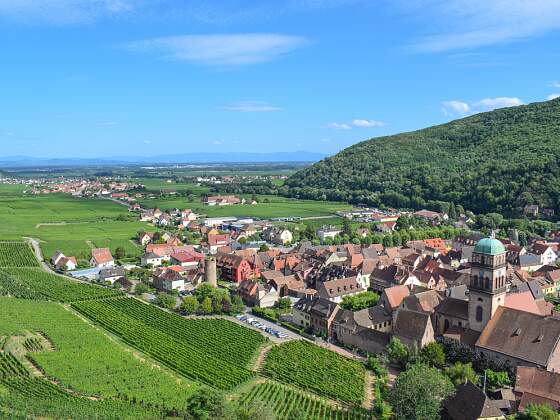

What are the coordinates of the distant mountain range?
(286, 98, 560, 216)
(0, 151, 328, 168)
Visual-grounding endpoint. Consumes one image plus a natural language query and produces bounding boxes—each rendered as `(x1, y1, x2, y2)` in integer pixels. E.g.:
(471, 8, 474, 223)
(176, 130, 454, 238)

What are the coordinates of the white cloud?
(212, 140, 223, 145)
(143, 140, 151, 145)
(548, 94, 560, 100)
(441, 96, 524, 117)
(327, 122, 352, 130)
(218, 101, 282, 112)
(99, 121, 118, 126)
(351, 119, 384, 128)
(442, 100, 471, 116)
(0, 0, 135, 24)
(549, 81, 560, 88)
(123, 33, 308, 66)
(473, 97, 523, 111)
(328, 118, 385, 130)
(400, 0, 560, 52)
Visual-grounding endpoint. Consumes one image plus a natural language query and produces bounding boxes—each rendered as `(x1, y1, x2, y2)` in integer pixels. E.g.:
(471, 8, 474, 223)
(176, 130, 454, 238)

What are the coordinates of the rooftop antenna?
(490, 230, 496, 239)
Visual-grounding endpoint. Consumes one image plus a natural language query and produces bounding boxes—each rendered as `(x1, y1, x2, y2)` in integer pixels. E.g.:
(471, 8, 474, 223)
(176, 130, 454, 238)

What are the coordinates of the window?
(484, 278, 490, 289)
(476, 306, 483, 322)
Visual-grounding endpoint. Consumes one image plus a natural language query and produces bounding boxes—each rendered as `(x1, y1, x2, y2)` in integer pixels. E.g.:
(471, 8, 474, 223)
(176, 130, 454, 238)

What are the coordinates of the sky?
(1, 0, 560, 158)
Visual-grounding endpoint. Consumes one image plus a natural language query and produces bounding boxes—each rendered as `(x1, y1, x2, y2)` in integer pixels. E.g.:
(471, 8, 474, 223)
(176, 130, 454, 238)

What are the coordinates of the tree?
(185, 388, 230, 420)
(367, 355, 388, 377)
(445, 362, 478, 386)
(259, 244, 270, 252)
(277, 297, 292, 312)
(382, 234, 394, 248)
(389, 364, 455, 420)
(483, 369, 511, 390)
(181, 296, 199, 315)
(198, 297, 213, 315)
(154, 293, 176, 310)
(195, 283, 215, 302)
(231, 295, 245, 313)
(340, 291, 380, 311)
(448, 202, 457, 220)
(115, 246, 126, 259)
(386, 337, 409, 368)
(235, 399, 275, 420)
(516, 403, 559, 420)
(238, 237, 247, 244)
(420, 342, 446, 368)
(134, 283, 149, 295)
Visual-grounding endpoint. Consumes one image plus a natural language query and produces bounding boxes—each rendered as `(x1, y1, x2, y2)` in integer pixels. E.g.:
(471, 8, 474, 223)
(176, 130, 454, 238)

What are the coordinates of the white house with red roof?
(90, 248, 115, 268)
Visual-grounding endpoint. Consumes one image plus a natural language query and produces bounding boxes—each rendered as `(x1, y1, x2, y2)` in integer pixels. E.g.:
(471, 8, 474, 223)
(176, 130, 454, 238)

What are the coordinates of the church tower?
(468, 236, 507, 332)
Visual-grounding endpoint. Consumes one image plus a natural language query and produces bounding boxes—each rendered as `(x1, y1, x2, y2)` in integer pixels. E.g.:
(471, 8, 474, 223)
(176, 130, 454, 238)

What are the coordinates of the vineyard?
(0, 351, 163, 419)
(73, 298, 266, 389)
(0, 268, 123, 303)
(262, 341, 366, 405)
(0, 242, 40, 268)
(239, 381, 373, 420)
(1, 297, 195, 409)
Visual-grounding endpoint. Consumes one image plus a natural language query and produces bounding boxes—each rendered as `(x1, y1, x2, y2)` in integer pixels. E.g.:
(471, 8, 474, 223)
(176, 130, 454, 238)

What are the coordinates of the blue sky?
(1, 0, 560, 158)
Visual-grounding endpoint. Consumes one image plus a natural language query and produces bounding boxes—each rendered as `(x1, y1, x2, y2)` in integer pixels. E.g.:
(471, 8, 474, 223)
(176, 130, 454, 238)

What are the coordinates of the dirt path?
(252, 344, 273, 373)
(363, 371, 375, 410)
(24, 237, 55, 274)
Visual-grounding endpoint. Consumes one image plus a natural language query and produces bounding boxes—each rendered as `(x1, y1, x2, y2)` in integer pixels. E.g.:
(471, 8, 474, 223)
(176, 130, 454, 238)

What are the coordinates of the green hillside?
(285, 98, 560, 216)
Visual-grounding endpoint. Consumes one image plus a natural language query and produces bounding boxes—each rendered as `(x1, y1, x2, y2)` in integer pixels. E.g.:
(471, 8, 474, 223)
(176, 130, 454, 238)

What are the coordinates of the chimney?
(205, 257, 217, 287)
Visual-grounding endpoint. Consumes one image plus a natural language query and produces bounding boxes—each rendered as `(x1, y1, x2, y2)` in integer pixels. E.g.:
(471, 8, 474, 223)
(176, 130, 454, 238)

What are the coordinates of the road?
(25, 237, 54, 274)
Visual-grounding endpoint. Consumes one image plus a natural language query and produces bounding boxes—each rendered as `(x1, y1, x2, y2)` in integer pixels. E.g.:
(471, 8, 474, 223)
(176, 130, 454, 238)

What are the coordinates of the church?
(435, 236, 560, 372)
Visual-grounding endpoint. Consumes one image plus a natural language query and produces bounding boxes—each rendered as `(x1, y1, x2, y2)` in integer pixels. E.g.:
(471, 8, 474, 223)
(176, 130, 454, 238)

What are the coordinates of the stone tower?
(468, 236, 507, 332)
(205, 257, 217, 287)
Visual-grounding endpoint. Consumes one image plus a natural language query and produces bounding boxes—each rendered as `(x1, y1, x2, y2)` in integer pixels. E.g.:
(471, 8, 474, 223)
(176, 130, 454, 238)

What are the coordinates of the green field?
(72, 297, 266, 390)
(0, 297, 196, 409)
(239, 381, 372, 419)
(138, 193, 351, 219)
(0, 186, 145, 262)
(263, 341, 366, 405)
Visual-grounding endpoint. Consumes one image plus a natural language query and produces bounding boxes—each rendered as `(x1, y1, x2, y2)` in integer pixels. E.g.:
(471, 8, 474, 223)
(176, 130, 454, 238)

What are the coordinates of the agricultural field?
(0, 187, 146, 262)
(238, 381, 372, 420)
(72, 298, 267, 390)
(0, 352, 162, 419)
(0, 242, 39, 268)
(0, 268, 123, 303)
(138, 193, 351, 219)
(262, 341, 366, 405)
(0, 297, 197, 409)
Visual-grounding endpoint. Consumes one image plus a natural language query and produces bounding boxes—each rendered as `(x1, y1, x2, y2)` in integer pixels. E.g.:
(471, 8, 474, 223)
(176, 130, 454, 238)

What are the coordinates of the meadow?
(0, 297, 197, 408)
(0, 186, 144, 261)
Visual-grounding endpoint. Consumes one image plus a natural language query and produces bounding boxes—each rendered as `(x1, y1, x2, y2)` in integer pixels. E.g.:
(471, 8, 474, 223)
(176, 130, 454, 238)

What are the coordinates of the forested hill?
(285, 98, 560, 216)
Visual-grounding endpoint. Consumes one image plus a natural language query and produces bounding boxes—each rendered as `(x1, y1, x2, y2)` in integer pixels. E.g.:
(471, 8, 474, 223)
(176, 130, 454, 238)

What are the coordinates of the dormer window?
(536, 334, 544, 342)
(513, 328, 522, 336)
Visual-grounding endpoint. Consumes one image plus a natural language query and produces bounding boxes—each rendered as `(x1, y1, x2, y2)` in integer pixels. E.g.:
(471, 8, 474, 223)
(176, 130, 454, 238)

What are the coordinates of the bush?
(420, 342, 446, 368)
(445, 362, 478, 386)
(252, 307, 277, 322)
(387, 337, 409, 368)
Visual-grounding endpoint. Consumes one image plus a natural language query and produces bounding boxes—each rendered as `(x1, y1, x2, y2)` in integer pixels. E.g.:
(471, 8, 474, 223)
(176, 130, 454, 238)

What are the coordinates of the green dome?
(474, 237, 506, 255)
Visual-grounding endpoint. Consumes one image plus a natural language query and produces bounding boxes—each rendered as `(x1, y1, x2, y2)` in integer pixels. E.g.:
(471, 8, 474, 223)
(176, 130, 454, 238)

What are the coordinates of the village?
(38, 184, 560, 419)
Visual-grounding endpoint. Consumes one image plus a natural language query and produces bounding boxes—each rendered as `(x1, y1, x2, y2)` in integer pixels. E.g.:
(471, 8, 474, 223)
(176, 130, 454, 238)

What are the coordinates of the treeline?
(284, 98, 560, 217)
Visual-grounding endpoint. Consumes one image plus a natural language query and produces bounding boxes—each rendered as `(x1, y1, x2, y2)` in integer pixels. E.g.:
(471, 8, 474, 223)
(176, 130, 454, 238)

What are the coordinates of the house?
(475, 306, 560, 372)
(379, 284, 411, 313)
(99, 266, 126, 284)
(375, 221, 397, 233)
(263, 227, 293, 245)
(519, 254, 544, 272)
(392, 308, 435, 348)
(316, 276, 364, 303)
(152, 269, 185, 292)
(414, 209, 448, 224)
(443, 382, 505, 420)
(90, 248, 115, 268)
(317, 226, 342, 241)
(52, 251, 77, 271)
(170, 251, 204, 267)
(515, 366, 560, 412)
(532, 242, 558, 266)
(293, 296, 340, 335)
(203, 195, 241, 206)
(524, 205, 539, 218)
(181, 209, 198, 221)
(215, 252, 259, 283)
(138, 232, 155, 246)
(145, 244, 196, 261)
(140, 252, 163, 267)
(206, 232, 231, 253)
(331, 307, 391, 354)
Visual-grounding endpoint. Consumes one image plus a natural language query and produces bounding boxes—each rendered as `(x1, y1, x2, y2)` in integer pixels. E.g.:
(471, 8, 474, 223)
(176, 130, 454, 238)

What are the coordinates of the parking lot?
(230, 313, 301, 343)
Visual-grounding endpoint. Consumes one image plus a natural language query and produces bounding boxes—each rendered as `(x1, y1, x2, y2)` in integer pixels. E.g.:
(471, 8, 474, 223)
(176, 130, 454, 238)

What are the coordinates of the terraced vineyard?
(240, 381, 373, 420)
(0, 268, 122, 303)
(73, 298, 266, 389)
(0, 351, 162, 419)
(1, 297, 195, 409)
(0, 242, 40, 268)
(263, 341, 366, 405)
